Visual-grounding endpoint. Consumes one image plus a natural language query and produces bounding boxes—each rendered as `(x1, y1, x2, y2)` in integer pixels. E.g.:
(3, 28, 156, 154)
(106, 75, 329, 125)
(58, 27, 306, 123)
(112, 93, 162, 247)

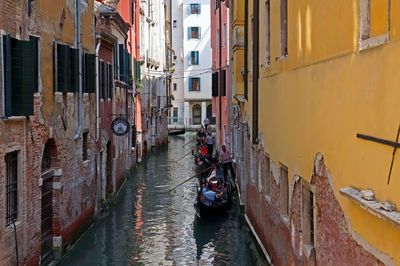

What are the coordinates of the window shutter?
(82, 53, 86, 93)
(189, 78, 192, 91)
(3, 35, 12, 117)
(124, 50, 130, 84)
(108, 63, 113, 98)
(188, 27, 191, 39)
(30, 36, 39, 93)
(198, 78, 201, 91)
(10, 38, 35, 116)
(220, 69, 226, 96)
(212, 72, 218, 96)
(128, 53, 132, 85)
(119, 44, 125, 81)
(198, 4, 201, 14)
(86, 53, 96, 93)
(100, 62, 106, 99)
(57, 43, 70, 92)
(198, 27, 201, 38)
(69, 48, 79, 93)
(195, 51, 199, 64)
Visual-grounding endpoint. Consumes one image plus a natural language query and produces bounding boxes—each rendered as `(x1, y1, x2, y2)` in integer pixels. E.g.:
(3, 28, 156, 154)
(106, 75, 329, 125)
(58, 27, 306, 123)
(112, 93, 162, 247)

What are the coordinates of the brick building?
(0, 0, 97, 264)
(230, 0, 400, 265)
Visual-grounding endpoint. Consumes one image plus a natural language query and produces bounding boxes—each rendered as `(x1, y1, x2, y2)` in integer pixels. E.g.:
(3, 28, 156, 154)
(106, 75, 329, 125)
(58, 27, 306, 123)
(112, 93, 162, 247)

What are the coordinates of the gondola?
(168, 128, 186, 135)
(194, 172, 233, 218)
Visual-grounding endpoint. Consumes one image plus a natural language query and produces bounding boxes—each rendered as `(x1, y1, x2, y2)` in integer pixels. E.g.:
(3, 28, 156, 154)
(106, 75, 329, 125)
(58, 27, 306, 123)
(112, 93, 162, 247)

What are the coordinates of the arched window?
(206, 104, 215, 125)
(192, 104, 201, 125)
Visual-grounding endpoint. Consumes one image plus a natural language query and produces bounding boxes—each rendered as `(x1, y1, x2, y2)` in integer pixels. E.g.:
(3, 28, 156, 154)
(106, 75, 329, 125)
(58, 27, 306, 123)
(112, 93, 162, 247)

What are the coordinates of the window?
(280, 164, 289, 216)
(172, 107, 178, 123)
(212, 72, 218, 96)
(84, 53, 96, 93)
(2, 35, 38, 117)
(130, 0, 135, 25)
(206, 104, 215, 124)
(302, 183, 315, 247)
(188, 27, 201, 39)
(264, 0, 271, 67)
(189, 51, 199, 65)
(107, 63, 113, 99)
(190, 3, 201, 14)
(264, 155, 271, 195)
(192, 104, 201, 125)
(189, 77, 201, 91)
(118, 44, 132, 84)
(82, 132, 88, 161)
(5, 151, 18, 226)
(99, 61, 106, 99)
(215, 0, 220, 10)
(173, 20, 177, 28)
(359, 0, 390, 49)
(173, 83, 177, 91)
(280, 0, 288, 56)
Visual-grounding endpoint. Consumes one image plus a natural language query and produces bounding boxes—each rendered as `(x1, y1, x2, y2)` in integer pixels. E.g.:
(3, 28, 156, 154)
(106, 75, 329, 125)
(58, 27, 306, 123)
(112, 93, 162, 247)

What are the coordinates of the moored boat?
(194, 173, 233, 218)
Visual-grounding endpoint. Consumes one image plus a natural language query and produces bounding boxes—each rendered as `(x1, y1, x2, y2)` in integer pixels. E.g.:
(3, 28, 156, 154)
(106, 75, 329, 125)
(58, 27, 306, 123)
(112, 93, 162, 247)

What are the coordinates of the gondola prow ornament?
(111, 117, 130, 136)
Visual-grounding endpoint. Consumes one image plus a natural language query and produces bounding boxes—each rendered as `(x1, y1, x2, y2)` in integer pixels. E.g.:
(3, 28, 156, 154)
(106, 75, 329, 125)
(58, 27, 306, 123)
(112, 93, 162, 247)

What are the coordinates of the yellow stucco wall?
(244, 0, 400, 263)
(37, 0, 94, 118)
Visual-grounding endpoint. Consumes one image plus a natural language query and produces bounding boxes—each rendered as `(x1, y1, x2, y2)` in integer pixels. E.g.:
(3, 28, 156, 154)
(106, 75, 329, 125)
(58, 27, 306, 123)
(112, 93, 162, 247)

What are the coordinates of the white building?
(170, 0, 213, 129)
(140, 0, 169, 149)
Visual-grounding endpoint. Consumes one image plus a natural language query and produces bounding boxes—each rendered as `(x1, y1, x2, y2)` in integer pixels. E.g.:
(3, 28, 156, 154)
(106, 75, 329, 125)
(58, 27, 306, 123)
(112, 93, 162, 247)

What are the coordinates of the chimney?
(104, 0, 118, 10)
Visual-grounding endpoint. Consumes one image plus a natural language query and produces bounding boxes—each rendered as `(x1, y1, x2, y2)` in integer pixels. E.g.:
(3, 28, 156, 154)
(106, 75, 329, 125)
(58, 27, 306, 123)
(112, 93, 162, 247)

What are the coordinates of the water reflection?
(60, 135, 264, 266)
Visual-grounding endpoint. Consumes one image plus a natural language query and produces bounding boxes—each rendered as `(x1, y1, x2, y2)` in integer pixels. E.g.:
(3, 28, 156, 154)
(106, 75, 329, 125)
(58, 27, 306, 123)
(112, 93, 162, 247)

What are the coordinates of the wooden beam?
(356, 133, 400, 148)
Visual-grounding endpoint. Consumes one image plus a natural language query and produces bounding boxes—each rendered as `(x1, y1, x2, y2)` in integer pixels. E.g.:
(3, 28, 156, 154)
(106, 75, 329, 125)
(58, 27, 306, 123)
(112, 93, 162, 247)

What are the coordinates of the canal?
(60, 135, 266, 265)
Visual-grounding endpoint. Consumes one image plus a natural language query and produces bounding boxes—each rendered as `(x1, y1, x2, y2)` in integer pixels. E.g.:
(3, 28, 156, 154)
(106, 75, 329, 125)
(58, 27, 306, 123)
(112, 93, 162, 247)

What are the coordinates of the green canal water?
(60, 135, 266, 266)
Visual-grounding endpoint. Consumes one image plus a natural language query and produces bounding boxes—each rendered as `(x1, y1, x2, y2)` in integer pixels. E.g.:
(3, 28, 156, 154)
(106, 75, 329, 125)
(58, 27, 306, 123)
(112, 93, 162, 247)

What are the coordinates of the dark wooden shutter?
(3, 35, 12, 116)
(119, 44, 125, 81)
(9, 38, 35, 116)
(30, 36, 39, 93)
(86, 53, 96, 93)
(212, 72, 218, 96)
(56, 43, 70, 92)
(128, 53, 132, 85)
(108, 63, 113, 98)
(220, 69, 226, 96)
(82, 53, 86, 93)
(101, 62, 106, 98)
(69, 48, 79, 93)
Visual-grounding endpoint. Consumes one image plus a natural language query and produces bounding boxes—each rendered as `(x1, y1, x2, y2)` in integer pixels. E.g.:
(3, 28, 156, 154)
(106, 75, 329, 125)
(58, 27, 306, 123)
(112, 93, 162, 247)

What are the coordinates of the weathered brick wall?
(241, 136, 385, 265)
(0, 1, 98, 264)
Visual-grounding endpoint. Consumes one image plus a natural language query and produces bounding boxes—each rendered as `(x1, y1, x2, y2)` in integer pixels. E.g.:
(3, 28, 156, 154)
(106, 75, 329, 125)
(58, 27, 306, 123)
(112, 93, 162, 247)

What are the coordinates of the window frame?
(190, 3, 201, 14)
(5, 150, 19, 226)
(189, 77, 201, 91)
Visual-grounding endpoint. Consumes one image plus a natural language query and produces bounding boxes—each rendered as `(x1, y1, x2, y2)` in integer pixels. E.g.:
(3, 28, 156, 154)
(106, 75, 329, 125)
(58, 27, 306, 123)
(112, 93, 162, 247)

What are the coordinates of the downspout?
(74, 0, 83, 140)
(95, 40, 101, 141)
(219, 2, 222, 143)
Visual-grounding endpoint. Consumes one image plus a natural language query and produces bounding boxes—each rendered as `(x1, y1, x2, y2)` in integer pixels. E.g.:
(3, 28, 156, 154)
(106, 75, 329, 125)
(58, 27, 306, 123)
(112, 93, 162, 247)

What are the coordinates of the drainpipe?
(74, 0, 83, 140)
(95, 40, 101, 141)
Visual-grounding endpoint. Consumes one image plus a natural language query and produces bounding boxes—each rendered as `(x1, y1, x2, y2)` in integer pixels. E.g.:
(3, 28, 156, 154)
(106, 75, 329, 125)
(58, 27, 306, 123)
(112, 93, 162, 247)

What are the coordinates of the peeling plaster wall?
(0, 0, 97, 264)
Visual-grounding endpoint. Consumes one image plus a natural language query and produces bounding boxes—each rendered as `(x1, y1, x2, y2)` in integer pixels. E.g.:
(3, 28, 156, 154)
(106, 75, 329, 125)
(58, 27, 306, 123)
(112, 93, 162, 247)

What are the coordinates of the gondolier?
(219, 145, 235, 181)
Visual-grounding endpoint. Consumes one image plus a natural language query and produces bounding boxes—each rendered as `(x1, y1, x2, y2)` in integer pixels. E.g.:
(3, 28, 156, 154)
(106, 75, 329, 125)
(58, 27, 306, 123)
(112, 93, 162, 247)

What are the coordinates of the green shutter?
(9, 38, 35, 116)
(86, 53, 96, 93)
(82, 53, 86, 93)
(30, 36, 39, 93)
(101, 62, 106, 98)
(69, 48, 79, 93)
(128, 53, 132, 85)
(108, 63, 113, 98)
(56, 43, 70, 92)
(119, 44, 125, 81)
(3, 35, 12, 117)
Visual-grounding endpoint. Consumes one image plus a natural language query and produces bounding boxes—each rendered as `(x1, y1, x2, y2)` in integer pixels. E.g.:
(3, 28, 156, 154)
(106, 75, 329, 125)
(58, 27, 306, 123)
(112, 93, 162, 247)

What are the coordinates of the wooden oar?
(182, 137, 197, 147)
(173, 150, 194, 163)
(169, 158, 231, 192)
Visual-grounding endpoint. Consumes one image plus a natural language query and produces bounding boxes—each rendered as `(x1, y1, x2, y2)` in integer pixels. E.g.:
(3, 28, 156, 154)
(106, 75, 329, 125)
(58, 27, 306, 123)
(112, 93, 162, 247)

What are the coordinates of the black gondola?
(168, 128, 186, 135)
(194, 173, 233, 218)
